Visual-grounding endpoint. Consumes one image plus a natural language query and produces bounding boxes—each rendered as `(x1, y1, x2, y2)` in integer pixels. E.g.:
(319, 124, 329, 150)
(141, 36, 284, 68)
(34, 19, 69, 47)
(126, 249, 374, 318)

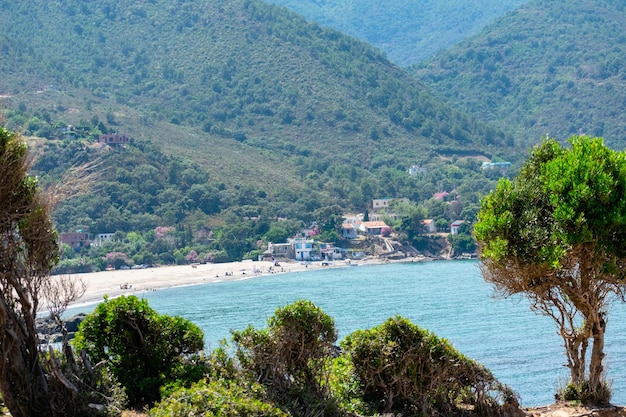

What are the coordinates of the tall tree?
(0, 127, 80, 416)
(474, 136, 626, 404)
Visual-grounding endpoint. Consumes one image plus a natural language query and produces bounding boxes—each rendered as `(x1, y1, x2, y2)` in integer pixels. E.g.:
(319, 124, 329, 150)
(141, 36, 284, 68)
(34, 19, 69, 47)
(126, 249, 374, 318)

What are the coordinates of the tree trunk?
(588, 314, 606, 392)
(0, 346, 52, 417)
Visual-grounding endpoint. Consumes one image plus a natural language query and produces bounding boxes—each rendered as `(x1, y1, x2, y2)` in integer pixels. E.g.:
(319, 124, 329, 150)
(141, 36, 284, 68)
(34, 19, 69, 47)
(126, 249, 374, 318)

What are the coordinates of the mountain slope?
(414, 0, 626, 149)
(262, 0, 529, 67)
(0, 0, 514, 180)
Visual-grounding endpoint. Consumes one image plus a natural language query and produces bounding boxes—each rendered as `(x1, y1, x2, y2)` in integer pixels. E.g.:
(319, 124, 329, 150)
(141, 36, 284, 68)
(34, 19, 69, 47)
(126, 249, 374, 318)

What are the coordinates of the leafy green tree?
(232, 300, 338, 415)
(341, 316, 514, 416)
(74, 295, 205, 406)
(474, 136, 626, 404)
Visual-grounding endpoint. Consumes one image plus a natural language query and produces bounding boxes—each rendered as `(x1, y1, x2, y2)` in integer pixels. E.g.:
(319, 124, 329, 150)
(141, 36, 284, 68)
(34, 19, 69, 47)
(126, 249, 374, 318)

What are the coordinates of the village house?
(265, 242, 294, 260)
(319, 242, 345, 261)
(98, 133, 130, 147)
(372, 198, 392, 211)
(92, 233, 115, 247)
(59, 231, 91, 250)
(340, 223, 359, 239)
(359, 221, 389, 236)
(421, 218, 437, 234)
(450, 220, 466, 235)
(292, 237, 316, 261)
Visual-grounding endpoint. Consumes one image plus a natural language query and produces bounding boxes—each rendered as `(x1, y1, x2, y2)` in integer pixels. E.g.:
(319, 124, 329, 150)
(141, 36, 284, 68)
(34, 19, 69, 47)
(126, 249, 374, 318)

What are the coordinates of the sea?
(65, 259, 626, 407)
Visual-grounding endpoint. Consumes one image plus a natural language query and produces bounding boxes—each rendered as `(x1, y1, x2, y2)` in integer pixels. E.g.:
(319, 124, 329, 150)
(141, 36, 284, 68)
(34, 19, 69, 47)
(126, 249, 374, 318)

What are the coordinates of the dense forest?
(263, 0, 529, 66)
(414, 0, 626, 149)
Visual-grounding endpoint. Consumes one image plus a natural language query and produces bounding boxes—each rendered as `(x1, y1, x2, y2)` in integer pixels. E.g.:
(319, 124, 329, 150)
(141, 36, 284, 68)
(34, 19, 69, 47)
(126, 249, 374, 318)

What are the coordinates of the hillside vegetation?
(262, 0, 529, 66)
(0, 0, 515, 265)
(414, 0, 626, 149)
(1, 0, 513, 179)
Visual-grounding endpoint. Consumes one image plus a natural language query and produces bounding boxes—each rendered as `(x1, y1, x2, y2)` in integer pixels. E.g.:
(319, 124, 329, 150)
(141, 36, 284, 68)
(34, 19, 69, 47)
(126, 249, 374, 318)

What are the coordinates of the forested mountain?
(0, 0, 511, 174)
(0, 0, 514, 263)
(262, 0, 529, 66)
(414, 0, 626, 149)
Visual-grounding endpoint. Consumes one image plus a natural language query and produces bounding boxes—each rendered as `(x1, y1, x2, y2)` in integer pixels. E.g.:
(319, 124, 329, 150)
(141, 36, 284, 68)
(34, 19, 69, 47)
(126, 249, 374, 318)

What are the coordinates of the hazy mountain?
(261, 0, 529, 66)
(414, 0, 626, 149)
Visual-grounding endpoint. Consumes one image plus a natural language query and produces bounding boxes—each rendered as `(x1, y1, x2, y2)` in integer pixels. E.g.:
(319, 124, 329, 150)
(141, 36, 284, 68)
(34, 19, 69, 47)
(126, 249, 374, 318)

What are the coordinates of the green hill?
(262, 0, 529, 67)
(0, 0, 514, 188)
(414, 0, 626, 149)
(0, 0, 518, 264)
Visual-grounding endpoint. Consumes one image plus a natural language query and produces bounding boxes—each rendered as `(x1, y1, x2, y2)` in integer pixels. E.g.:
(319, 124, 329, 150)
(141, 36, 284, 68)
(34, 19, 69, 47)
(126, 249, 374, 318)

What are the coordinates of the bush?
(557, 380, 612, 406)
(74, 296, 205, 407)
(150, 379, 288, 417)
(341, 316, 516, 416)
(232, 300, 339, 416)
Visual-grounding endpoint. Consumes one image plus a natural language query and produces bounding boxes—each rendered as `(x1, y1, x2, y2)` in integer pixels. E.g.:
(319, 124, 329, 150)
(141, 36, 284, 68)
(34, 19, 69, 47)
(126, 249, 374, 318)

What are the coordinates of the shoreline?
(61, 257, 432, 311)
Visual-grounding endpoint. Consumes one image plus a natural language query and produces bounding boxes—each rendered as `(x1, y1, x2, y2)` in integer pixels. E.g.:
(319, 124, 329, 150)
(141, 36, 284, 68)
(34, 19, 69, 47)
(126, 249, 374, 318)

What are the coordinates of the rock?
(36, 313, 86, 344)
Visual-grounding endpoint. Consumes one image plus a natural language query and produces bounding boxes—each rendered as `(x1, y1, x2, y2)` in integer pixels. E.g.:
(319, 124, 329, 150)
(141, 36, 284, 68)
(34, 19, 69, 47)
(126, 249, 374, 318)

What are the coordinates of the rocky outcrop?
(36, 313, 86, 344)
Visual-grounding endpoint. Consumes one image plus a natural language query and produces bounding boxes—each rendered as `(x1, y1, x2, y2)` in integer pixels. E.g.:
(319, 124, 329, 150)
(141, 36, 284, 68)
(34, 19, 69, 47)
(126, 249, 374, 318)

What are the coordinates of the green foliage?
(341, 316, 514, 416)
(474, 135, 626, 404)
(265, 0, 526, 66)
(232, 300, 339, 416)
(2, 0, 514, 200)
(150, 379, 288, 417)
(557, 381, 611, 406)
(475, 136, 626, 268)
(416, 0, 626, 150)
(74, 296, 205, 407)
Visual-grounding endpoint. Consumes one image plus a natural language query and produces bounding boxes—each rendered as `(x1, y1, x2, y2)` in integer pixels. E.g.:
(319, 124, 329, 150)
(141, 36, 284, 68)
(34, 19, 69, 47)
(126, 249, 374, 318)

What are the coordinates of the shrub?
(232, 300, 339, 416)
(150, 379, 288, 417)
(341, 316, 516, 416)
(74, 296, 205, 407)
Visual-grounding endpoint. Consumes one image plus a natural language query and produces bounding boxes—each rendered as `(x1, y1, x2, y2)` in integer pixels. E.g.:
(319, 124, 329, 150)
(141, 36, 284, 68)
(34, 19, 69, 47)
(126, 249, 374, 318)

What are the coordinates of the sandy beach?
(63, 259, 344, 309)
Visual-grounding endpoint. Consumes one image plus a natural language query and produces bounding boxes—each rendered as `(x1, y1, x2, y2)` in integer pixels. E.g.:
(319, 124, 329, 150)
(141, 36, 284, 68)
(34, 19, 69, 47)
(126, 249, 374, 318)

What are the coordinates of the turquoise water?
(67, 260, 626, 407)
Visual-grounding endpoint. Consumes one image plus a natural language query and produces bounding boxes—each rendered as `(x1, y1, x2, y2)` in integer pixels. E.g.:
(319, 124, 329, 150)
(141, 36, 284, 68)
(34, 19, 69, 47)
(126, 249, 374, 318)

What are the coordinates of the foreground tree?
(0, 127, 105, 416)
(474, 136, 626, 404)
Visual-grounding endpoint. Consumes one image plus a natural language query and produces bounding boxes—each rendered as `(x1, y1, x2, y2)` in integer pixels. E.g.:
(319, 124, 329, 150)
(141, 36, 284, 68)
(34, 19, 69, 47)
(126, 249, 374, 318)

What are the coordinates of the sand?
(64, 259, 347, 309)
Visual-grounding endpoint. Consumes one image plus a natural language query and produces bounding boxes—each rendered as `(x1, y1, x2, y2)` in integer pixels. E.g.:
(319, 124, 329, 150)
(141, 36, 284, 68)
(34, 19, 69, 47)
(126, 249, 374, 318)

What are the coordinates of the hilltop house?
(99, 133, 130, 147)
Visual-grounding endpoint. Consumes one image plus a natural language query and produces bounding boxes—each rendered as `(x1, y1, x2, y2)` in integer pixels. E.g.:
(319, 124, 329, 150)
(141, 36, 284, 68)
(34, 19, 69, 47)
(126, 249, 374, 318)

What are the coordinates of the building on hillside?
(359, 221, 389, 236)
(372, 198, 392, 211)
(421, 219, 437, 234)
(340, 223, 359, 239)
(481, 161, 511, 172)
(98, 133, 130, 147)
(450, 220, 466, 235)
(408, 165, 427, 176)
(59, 231, 91, 250)
(93, 233, 115, 247)
(369, 212, 399, 222)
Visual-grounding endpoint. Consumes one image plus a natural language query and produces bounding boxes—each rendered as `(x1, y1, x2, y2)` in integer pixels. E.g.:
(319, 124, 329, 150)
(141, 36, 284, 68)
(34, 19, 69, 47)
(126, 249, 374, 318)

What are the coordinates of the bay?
(67, 260, 626, 407)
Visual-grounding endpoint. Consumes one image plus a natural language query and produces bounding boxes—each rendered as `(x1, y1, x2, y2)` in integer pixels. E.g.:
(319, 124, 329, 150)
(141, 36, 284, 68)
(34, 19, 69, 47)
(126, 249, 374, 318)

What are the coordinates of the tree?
(0, 127, 99, 416)
(74, 295, 205, 406)
(474, 136, 626, 404)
